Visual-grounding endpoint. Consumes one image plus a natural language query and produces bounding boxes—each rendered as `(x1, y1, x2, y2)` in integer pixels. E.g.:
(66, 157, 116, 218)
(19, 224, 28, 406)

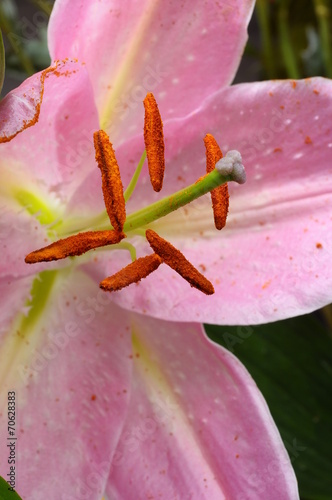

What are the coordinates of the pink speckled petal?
(48, 0, 255, 141)
(0, 270, 132, 500)
(0, 60, 100, 280)
(0, 276, 33, 338)
(0, 59, 99, 204)
(96, 77, 332, 324)
(107, 314, 299, 499)
(0, 69, 46, 143)
(0, 205, 50, 279)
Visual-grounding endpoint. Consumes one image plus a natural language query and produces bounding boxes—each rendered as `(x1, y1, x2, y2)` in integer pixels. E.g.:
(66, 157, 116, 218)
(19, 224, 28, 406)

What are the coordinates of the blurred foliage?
(0, 29, 4, 94)
(0, 0, 53, 81)
(0, 0, 331, 88)
(253, 0, 332, 79)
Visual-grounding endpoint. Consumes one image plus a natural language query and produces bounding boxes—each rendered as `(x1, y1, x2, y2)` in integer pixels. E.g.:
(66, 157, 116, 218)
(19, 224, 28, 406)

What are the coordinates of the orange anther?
(145, 229, 214, 295)
(25, 230, 124, 263)
(204, 133, 229, 230)
(100, 253, 162, 292)
(93, 130, 126, 232)
(143, 93, 165, 192)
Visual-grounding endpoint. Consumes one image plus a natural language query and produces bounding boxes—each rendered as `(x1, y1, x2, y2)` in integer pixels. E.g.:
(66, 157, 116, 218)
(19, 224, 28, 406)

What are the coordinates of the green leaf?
(0, 29, 4, 94)
(205, 314, 332, 500)
(0, 475, 23, 500)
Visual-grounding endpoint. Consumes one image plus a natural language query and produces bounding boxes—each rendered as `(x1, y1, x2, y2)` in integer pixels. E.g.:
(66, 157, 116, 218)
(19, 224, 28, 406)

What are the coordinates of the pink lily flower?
(4, 0, 331, 497)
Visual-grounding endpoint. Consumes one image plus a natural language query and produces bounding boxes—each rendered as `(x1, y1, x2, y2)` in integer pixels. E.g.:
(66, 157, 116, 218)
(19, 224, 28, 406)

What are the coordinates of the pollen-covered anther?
(93, 130, 126, 232)
(143, 92, 165, 192)
(216, 150, 246, 185)
(145, 229, 214, 295)
(204, 133, 229, 230)
(25, 230, 125, 263)
(100, 253, 162, 292)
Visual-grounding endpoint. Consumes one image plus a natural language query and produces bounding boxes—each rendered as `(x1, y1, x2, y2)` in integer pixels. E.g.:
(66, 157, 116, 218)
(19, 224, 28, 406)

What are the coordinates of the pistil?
(123, 158, 240, 234)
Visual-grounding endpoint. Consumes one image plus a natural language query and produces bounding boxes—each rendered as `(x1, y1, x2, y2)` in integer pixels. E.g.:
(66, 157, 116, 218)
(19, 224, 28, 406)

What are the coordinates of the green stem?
(313, 0, 332, 78)
(60, 150, 147, 234)
(278, 0, 300, 79)
(123, 169, 230, 233)
(124, 150, 146, 202)
(256, 0, 277, 79)
(60, 166, 236, 237)
(107, 242, 137, 261)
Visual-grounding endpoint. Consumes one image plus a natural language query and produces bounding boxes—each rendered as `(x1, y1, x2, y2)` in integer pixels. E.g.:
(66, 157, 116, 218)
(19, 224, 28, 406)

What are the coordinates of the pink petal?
(0, 270, 132, 500)
(0, 60, 100, 280)
(0, 59, 99, 203)
(97, 77, 332, 324)
(0, 69, 46, 143)
(0, 202, 51, 279)
(48, 0, 255, 140)
(0, 276, 33, 336)
(107, 314, 299, 499)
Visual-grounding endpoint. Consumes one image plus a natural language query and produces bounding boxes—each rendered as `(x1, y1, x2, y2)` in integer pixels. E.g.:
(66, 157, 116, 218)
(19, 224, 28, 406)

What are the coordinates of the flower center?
(25, 93, 246, 295)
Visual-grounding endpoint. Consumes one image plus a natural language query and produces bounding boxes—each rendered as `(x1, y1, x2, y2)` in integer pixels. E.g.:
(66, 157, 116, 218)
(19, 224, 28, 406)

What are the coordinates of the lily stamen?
(143, 92, 165, 192)
(204, 133, 229, 230)
(25, 230, 125, 263)
(100, 254, 162, 292)
(93, 130, 126, 232)
(145, 229, 215, 295)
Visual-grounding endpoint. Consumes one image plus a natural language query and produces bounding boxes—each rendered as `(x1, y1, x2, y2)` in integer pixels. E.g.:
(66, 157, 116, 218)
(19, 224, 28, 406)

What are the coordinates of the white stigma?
(215, 150, 246, 184)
